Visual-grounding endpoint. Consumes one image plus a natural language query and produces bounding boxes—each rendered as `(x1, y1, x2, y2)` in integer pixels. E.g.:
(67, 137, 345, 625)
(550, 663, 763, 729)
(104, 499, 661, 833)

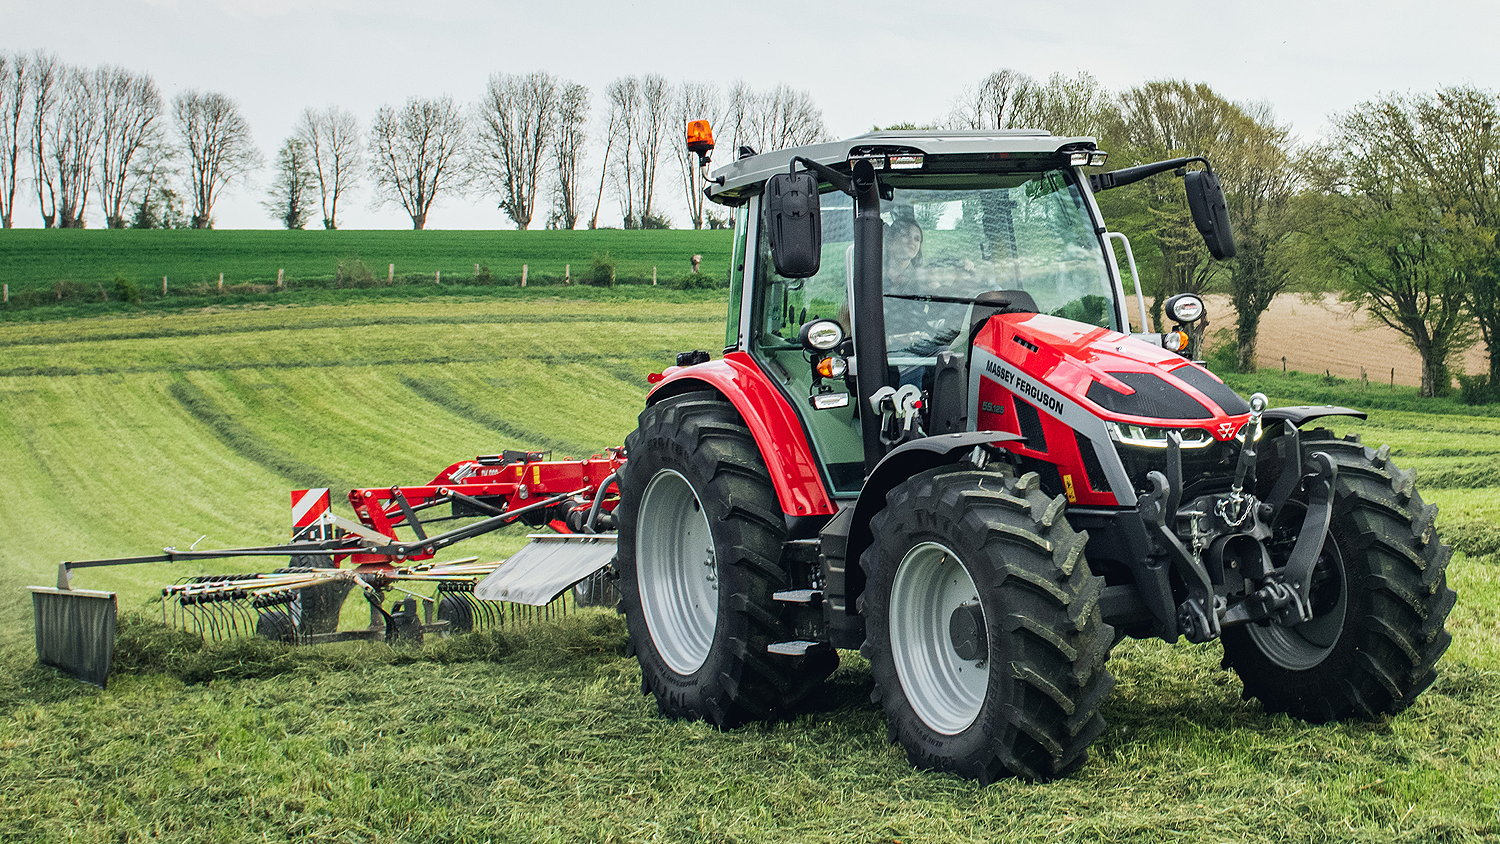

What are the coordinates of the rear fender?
(646, 351, 835, 517)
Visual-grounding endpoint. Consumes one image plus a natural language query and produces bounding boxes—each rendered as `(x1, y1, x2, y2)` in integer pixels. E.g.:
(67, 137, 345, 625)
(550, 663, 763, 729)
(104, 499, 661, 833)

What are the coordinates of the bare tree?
(28, 52, 60, 228)
(48, 66, 103, 228)
(549, 81, 588, 230)
(173, 89, 259, 229)
(723, 82, 827, 155)
(603, 74, 673, 228)
(949, 69, 1111, 137)
(674, 81, 722, 230)
(264, 137, 316, 229)
(0, 52, 29, 228)
(474, 72, 558, 229)
(95, 66, 162, 229)
(605, 77, 640, 225)
(633, 74, 671, 225)
(589, 102, 619, 229)
(369, 96, 465, 230)
(295, 106, 361, 230)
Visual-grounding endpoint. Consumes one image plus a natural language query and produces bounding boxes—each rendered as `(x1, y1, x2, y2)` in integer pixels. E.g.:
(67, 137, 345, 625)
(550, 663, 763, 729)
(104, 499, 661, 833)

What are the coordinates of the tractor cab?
(697, 128, 1216, 493)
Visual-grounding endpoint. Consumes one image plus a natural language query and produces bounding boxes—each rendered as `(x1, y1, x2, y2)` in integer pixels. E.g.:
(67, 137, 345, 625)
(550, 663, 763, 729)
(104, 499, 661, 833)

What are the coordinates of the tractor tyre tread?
(1222, 430, 1455, 722)
(616, 392, 837, 729)
(860, 467, 1115, 783)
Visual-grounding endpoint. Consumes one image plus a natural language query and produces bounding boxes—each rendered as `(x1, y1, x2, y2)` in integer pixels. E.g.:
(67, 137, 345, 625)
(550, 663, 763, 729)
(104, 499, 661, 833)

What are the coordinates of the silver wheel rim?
(637, 469, 718, 675)
(1249, 513, 1348, 671)
(889, 541, 989, 734)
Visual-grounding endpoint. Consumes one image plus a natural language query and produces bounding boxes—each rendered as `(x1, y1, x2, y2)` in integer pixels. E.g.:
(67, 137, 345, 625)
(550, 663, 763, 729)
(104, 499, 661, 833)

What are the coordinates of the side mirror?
(1184, 170, 1236, 260)
(765, 172, 821, 278)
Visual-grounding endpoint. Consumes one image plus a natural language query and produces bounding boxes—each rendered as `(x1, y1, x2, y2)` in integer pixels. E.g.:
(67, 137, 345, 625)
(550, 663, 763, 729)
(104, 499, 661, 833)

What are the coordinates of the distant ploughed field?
(1203, 293, 1488, 388)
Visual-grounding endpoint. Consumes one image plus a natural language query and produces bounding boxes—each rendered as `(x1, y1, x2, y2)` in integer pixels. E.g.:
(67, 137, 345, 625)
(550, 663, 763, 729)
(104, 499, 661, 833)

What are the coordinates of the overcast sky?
(4, 0, 1498, 230)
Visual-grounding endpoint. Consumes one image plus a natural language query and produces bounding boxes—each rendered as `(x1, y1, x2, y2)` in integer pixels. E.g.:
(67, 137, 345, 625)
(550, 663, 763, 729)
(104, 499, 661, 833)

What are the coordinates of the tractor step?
(772, 589, 823, 605)
(767, 639, 831, 657)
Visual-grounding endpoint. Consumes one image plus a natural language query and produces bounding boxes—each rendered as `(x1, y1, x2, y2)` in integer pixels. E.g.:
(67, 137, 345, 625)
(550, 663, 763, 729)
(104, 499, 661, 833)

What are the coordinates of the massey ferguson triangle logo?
(1217, 422, 1237, 440)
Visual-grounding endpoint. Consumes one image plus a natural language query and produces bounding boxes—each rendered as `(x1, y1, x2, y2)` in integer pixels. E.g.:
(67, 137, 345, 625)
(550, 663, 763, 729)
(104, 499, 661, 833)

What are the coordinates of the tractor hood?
(977, 312, 1253, 442)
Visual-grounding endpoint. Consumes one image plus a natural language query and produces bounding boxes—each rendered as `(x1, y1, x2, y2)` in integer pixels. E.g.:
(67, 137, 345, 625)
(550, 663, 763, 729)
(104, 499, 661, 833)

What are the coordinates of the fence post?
(474, 263, 480, 277)
(652, 266, 657, 286)
(522, 264, 528, 287)
(1391, 368, 1396, 386)
(563, 263, 569, 285)
(1281, 356, 1286, 372)
(2, 283, 7, 304)
(388, 263, 395, 284)
(162, 277, 167, 296)
(277, 268, 284, 289)
(435, 270, 441, 285)
(217, 272, 224, 291)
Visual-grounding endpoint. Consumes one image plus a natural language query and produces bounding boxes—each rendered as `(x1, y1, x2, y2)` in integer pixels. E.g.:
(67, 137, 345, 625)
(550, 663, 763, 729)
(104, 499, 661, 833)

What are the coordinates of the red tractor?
(612, 124, 1455, 782)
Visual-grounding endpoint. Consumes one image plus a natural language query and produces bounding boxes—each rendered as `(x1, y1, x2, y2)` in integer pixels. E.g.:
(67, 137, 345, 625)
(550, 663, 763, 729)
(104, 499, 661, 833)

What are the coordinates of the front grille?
(1086, 372, 1213, 420)
(1115, 440, 1237, 500)
(1074, 430, 1112, 494)
(1014, 399, 1047, 452)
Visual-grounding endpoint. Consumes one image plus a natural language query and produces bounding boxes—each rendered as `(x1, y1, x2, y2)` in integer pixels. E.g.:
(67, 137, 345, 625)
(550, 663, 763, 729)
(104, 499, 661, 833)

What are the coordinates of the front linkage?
(1136, 393, 1338, 644)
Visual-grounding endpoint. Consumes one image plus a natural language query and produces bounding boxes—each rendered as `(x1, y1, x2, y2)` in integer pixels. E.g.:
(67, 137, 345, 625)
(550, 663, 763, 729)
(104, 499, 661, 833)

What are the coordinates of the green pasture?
(0, 228, 733, 297)
(0, 295, 1496, 841)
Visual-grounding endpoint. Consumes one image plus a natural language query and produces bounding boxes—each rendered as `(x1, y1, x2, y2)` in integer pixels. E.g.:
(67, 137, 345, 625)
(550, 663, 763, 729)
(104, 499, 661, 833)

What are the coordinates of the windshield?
(880, 170, 1117, 351)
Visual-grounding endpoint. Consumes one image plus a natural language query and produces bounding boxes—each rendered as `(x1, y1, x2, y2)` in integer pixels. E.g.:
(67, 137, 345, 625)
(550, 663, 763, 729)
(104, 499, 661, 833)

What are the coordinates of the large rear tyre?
(1222, 432, 1456, 722)
(616, 392, 837, 728)
(860, 467, 1115, 782)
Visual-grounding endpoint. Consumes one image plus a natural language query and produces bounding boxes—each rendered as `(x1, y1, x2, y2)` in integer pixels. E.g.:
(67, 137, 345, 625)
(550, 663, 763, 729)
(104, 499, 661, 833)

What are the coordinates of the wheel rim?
(889, 541, 989, 734)
(636, 469, 718, 675)
(1249, 506, 1349, 671)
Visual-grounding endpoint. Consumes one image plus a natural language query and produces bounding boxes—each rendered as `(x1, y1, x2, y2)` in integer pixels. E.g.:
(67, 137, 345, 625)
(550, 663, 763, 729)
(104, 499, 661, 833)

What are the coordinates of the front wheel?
(1221, 432, 1456, 722)
(615, 393, 837, 728)
(860, 467, 1115, 782)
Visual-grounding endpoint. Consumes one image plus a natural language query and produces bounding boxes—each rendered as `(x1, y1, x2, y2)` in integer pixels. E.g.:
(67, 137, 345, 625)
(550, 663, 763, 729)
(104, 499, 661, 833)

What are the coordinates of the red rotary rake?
(30, 449, 625, 685)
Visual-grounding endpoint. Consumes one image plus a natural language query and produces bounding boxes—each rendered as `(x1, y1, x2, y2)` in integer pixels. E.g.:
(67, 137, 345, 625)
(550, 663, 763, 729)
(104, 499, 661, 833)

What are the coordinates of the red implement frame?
(338, 449, 625, 568)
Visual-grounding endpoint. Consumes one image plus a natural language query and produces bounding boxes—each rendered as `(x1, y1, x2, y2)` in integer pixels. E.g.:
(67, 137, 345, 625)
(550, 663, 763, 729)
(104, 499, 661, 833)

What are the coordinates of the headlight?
(1107, 422, 1215, 449)
(798, 318, 845, 352)
(1164, 293, 1205, 324)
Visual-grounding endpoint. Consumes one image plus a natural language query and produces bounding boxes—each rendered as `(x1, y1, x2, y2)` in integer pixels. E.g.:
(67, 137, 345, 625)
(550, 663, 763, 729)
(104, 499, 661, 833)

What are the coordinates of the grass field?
(0, 229, 733, 301)
(0, 294, 1496, 842)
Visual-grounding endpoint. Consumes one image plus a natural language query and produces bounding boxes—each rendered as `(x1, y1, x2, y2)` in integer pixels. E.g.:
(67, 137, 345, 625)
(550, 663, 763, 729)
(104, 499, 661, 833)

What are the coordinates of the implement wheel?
(616, 392, 836, 728)
(1222, 431, 1456, 721)
(860, 467, 1115, 782)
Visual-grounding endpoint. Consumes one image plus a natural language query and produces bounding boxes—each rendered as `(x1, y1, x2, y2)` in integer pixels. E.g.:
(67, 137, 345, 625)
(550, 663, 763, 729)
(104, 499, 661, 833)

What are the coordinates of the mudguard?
(1262, 405, 1367, 427)
(646, 351, 836, 517)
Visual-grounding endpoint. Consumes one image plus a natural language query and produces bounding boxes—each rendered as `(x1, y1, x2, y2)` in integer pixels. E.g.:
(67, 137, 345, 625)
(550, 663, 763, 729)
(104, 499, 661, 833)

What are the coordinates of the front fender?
(647, 351, 835, 517)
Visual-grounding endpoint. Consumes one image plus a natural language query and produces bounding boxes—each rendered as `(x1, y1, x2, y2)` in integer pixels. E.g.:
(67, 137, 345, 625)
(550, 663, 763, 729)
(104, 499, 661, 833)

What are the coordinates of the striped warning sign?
(291, 488, 332, 529)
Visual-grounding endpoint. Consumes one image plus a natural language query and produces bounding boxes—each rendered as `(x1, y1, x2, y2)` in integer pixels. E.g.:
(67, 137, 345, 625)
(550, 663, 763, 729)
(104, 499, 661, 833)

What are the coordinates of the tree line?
(0, 52, 827, 235)
(0, 51, 1496, 399)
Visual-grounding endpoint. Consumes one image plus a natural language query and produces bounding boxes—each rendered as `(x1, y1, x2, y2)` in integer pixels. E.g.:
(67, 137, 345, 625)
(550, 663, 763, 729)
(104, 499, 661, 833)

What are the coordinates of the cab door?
(744, 190, 865, 494)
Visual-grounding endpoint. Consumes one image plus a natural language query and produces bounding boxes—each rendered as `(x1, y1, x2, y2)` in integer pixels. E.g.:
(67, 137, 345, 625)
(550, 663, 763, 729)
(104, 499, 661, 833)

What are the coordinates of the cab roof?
(706, 129, 1098, 203)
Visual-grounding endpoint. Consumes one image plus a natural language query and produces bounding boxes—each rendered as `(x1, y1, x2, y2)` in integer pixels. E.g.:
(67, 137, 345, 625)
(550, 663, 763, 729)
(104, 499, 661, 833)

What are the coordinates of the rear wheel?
(616, 392, 837, 728)
(1222, 432, 1456, 722)
(860, 467, 1115, 782)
